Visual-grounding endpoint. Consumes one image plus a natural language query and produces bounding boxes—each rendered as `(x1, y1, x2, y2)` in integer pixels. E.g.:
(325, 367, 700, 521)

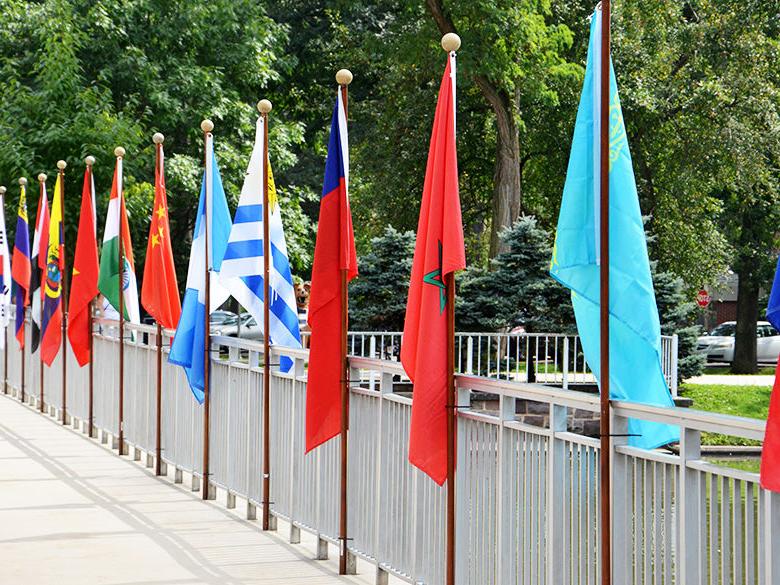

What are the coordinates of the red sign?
(696, 289, 711, 308)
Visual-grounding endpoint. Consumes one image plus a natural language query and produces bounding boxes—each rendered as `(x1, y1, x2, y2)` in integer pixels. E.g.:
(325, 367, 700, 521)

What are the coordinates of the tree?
(349, 226, 415, 331)
(457, 216, 573, 332)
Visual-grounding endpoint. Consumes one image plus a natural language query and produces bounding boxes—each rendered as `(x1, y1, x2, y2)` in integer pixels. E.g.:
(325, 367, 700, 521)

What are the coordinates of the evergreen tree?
(349, 226, 415, 331)
(457, 216, 574, 333)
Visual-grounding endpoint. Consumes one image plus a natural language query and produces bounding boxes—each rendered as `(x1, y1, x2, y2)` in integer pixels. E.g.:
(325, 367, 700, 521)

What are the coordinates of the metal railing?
(1, 316, 775, 585)
(301, 331, 679, 396)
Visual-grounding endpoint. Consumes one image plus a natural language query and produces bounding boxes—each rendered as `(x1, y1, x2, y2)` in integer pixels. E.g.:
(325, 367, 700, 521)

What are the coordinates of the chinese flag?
(68, 164, 99, 366)
(401, 52, 465, 485)
(305, 90, 358, 452)
(141, 143, 181, 330)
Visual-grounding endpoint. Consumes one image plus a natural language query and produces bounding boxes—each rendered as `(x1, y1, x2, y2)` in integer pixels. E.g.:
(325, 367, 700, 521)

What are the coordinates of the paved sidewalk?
(685, 374, 775, 386)
(0, 394, 374, 585)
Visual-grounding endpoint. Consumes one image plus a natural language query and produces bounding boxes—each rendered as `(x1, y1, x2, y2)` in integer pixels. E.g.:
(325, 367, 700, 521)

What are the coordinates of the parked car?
(695, 320, 780, 364)
(212, 312, 263, 340)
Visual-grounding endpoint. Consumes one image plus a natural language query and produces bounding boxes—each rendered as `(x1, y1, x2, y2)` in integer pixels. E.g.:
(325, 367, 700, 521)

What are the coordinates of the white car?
(696, 320, 780, 364)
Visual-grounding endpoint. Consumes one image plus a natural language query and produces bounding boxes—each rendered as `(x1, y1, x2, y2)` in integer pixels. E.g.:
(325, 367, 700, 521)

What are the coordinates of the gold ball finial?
(152, 132, 165, 144)
(0, 186, 6, 195)
(85, 155, 95, 166)
(37, 173, 47, 183)
(200, 119, 214, 133)
(19, 177, 27, 187)
(57, 160, 67, 170)
(336, 69, 353, 86)
(441, 32, 461, 52)
(114, 146, 125, 158)
(257, 100, 272, 115)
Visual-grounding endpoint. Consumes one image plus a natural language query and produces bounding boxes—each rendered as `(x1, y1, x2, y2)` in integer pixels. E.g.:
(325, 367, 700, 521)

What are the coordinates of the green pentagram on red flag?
(423, 240, 446, 314)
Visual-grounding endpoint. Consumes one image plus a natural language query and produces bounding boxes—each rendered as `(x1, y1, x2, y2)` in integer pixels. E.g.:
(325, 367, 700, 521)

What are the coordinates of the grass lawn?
(679, 383, 771, 446)
(702, 365, 776, 375)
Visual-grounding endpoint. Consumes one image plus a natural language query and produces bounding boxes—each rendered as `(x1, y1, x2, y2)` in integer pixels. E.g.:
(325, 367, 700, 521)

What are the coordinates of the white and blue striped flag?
(169, 132, 232, 402)
(220, 116, 302, 371)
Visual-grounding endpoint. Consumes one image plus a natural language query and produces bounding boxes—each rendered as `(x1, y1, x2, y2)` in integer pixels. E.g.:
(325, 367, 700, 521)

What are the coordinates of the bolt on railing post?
(678, 427, 702, 584)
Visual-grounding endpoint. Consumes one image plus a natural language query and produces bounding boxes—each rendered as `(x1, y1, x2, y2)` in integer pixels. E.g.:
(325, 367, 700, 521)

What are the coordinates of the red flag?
(401, 53, 465, 485)
(761, 356, 780, 491)
(141, 142, 181, 329)
(67, 164, 99, 367)
(305, 90, 358, 452)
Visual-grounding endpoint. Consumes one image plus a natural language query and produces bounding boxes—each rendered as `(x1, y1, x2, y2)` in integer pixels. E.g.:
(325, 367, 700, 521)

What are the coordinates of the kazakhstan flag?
(550, 8, 678, 449)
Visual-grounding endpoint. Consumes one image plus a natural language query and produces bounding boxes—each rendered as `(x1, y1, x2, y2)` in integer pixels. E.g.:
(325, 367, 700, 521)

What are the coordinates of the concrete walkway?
(0, 394, 375, 585)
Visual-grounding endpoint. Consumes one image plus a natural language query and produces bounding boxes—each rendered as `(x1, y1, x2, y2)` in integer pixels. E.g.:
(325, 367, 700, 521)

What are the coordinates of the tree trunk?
(425, 0, 522, 258)
(488, 95, 522, 256)
(731, 272, 758, 374)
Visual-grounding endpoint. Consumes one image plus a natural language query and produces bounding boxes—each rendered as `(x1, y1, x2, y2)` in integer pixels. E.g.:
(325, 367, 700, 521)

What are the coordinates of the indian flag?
(97, 155, 140, 324)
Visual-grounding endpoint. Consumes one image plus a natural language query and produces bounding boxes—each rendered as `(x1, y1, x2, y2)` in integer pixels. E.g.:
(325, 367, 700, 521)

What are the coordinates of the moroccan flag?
(142, 143, 180, 329)
(30, 181, 50, 353)
(97, 156, 140, 324)
(761, 257, 780, 491)
(400, 50, 465, 485)
(68, 163, 99, 366)
(305, 89, 358, 453)
(11, 182, 30, 347)
(40, 173, 65, 366)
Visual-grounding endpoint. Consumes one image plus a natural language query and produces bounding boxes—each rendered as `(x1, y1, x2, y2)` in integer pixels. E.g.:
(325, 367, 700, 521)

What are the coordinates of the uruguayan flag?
(220, 116, 302, 372)
(169, 133, 232, 402)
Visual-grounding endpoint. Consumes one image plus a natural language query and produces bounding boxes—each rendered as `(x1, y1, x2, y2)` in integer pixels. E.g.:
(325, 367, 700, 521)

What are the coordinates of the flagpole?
(440, 32, 460, 585)
(0, 185, 7, 396)
(37, 172, 46, 414)
(19, 177, 27, 405)
(201, 119, 214, 501)
(598, 3, 612, 585)
(153, 132, 165, 477)
(335, 68, 353, 575)
(85, 155, 96, 438)
(256, 99, 274, 530)
(115, 146, 127, 456)
(57, 160, 68, 425)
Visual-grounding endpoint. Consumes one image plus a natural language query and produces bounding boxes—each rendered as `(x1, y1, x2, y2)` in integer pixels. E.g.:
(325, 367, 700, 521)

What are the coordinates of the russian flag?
(305, 90, 358, 452)
(169, 132, 232, 402)
(11, 183, 31, 348)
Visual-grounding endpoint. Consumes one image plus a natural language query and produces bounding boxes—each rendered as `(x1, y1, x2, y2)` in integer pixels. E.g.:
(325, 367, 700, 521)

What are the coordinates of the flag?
(760, 257, 780, 491)
(30, 181, 49, 353)
(168, 133, 232, 402)
(97, 156, 140, 324)
(305, 91, 358, 453)
(220, 116, 302, 372)
(549, 8, 678, 449)
(11, 183, 30, 347)
(401, 51, 465, 485)
(0, 190, 12, 348)
(141, 143, 181, 329)
(40, 174, 65, 366)
(68, 164, 100, 366)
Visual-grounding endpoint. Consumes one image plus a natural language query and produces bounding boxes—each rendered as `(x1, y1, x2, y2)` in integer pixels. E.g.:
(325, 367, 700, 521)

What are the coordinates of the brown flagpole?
(201, 119, 214, 501)
(440, 32, 461, 585)
(0, 185, 7, 396)
(37, 172, 46, 414)
(153, 132, 165, 476)
(115, 146, 127, 456)
(335, 68, 353, 575)
(57, 160, 68, 425)
(85, 155, 96, 438)
(19, 177, 27, 404)
(598, 3, 612, 585)
(257, 99, 273, 530)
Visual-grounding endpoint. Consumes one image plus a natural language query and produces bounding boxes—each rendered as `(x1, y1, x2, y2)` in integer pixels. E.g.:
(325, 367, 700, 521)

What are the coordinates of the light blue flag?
(550, 7, 679, 449)
(169, 134, 233, 403)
